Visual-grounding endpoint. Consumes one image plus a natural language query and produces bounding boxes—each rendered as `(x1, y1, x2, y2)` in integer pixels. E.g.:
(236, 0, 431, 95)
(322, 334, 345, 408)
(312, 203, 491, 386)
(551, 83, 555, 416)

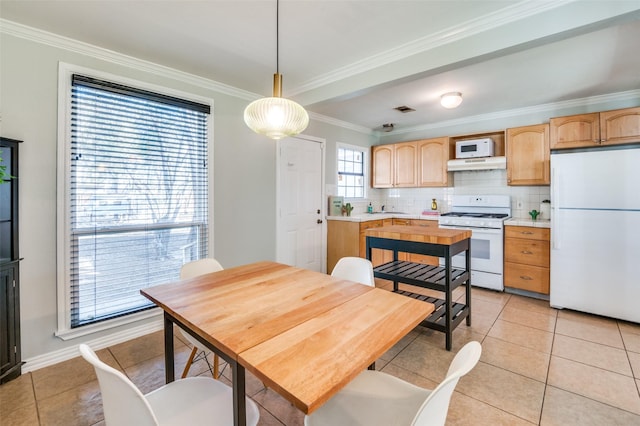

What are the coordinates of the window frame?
(336, 142, 368, 199)
(55, 63, 215, 339)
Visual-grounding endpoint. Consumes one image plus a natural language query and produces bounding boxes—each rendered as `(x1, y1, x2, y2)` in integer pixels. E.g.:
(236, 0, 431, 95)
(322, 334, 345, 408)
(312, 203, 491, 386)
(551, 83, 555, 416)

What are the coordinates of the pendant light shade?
(244, 0, 309, 140)
(244, 75, 309, 140)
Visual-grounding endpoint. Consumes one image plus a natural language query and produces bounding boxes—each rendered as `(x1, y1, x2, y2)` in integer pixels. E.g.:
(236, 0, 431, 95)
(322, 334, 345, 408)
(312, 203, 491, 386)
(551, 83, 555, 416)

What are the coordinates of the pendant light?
(244, 0, 309, 140)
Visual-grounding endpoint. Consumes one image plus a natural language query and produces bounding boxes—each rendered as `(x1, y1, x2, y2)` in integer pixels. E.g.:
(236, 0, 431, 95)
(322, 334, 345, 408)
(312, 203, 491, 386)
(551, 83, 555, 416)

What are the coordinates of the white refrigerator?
(550, 146, 640, 323)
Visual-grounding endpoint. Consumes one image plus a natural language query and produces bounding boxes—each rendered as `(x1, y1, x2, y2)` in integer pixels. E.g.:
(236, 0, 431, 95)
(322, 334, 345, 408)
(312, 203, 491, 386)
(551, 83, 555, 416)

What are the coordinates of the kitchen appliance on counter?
(550, 146, 640, 323)
(438, 195, 511, 291)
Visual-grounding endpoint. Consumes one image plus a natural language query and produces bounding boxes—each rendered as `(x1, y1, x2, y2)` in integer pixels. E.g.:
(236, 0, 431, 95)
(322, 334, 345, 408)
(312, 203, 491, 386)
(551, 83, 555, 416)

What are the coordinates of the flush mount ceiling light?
(244, 0, 309, 140)
(440, 92, 463, 109)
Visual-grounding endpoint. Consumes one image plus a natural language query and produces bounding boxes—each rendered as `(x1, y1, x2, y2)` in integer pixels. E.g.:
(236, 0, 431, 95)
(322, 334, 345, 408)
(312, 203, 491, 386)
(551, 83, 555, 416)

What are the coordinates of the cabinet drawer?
(359, 220, 384, 231)
(410, 219, 437, 228)
(505, 238, 549, 267)
(392, 218, 412, 226)
(505, 226, 549, 241)
(505, 262, 549, 294)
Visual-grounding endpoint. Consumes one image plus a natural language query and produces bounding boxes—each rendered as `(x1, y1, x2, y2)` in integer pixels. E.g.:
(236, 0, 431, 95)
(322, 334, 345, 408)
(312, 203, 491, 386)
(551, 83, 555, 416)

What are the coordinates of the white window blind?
(69, 74, 209, 328)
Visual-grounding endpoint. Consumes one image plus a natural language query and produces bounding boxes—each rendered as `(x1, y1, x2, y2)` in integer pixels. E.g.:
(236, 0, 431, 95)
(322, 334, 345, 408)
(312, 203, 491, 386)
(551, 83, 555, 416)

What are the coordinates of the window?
(59, 69, 211, 331)
(337, 144, 366, 198)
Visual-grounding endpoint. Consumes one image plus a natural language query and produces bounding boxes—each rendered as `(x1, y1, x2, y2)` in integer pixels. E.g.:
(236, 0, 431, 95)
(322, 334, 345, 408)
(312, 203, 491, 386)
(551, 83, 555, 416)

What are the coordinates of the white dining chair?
(304, 341, 482, 426)
(331, 257, 375, 287)
(179, 258, 224, 379)
(79, 343, 260, 426)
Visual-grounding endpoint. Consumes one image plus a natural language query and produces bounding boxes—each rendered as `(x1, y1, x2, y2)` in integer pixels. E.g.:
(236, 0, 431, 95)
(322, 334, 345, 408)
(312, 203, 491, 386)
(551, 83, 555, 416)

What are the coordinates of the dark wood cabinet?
(1, 137, 22, 384)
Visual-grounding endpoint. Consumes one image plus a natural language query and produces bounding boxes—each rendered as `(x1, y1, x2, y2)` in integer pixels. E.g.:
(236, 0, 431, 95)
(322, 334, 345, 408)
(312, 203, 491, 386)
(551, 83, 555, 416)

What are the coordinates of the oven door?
(438, 225, 504, 275)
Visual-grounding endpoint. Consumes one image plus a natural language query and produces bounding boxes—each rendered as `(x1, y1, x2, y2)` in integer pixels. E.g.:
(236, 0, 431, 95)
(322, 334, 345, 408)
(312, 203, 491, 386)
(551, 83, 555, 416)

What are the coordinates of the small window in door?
(337, 144, 366, 198)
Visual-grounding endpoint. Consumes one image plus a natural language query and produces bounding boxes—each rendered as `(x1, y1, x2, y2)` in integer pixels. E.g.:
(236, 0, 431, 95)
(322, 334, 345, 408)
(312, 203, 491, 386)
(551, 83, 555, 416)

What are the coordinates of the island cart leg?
(466, 243, 472, 326)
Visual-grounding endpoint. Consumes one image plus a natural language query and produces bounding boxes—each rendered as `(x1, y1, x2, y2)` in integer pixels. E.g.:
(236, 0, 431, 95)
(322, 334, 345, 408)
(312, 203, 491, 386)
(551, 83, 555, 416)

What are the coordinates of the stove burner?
(440, 212, 508, 219)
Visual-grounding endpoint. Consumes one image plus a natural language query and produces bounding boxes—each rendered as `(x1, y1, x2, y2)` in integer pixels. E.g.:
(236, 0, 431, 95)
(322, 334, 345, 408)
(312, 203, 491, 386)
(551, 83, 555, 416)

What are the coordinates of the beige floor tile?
(481, 336, 550, 382)
(622, 330, 640, 353)
(548, 356, 640, 415)
(32, 348, 117, 401)
(552, 334, 632, 376)
(379, 361, 439, 389)
(418, 325, 485, 353)
(447, 391, 536, 426)
(455, 361, 546, 423)
(124, 344, 194, 395)
(506, 295, 557, 317)
(629, 351, 640, 378)
(0, 373, 35, 413)
(470, 297, 504, 321)
(390, 333, 457, 384)
(541, 385, 640, 426)
(37, 379, 104, 426)
(467, 287, 512, 306)
(0, 402, 39, 426)
(499, 306, 556, 332)
(619, 320, 640, 336)
(555, 313, 624, 349)
(488, 319, 554, 353)
(256, 403, 293, 426)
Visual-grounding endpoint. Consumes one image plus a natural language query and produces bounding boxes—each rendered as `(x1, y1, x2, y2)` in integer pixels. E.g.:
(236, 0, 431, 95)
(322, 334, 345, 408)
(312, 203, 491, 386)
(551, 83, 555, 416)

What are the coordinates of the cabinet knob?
(521, 250, 533, 255)
(521, 231, 534, 235)
(519, 275, 533, 280)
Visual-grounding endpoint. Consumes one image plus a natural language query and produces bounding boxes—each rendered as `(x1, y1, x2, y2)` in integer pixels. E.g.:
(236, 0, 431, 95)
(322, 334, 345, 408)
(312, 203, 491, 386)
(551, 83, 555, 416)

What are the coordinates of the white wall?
(0, 29, 375, 365)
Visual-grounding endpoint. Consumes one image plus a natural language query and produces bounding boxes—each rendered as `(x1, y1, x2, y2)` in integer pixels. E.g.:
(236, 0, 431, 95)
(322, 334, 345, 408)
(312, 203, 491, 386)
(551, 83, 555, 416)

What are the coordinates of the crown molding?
(308, 111, 374, 136)
(291, 0, 574, 95)
(1, 19, 259, 101)
(386, 89, 640, 136)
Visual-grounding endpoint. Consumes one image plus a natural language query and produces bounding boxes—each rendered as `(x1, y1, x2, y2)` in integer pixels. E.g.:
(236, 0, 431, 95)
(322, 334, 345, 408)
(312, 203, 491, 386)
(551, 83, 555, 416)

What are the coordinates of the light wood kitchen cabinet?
(417, 137, 450, 187)
(327, 219, 393, 273)
(504, 226, 550, 294)
(372, 138, 451, 188)
(550, 107, 640, 149)
(372, 142, 417, 188)
(506, 124, 549, 186)
(371, 145, 394, 188)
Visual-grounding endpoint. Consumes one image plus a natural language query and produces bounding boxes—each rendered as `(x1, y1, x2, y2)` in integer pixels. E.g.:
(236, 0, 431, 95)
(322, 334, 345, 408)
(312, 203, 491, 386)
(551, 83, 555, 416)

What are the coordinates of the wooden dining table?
(141, 261, 434, 426)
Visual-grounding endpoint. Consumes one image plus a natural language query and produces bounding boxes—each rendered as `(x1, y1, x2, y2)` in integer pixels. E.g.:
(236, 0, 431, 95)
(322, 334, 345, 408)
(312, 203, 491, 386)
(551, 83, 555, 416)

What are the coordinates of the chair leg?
(213, 354, 220, 379)
(181, 346, 198, 378)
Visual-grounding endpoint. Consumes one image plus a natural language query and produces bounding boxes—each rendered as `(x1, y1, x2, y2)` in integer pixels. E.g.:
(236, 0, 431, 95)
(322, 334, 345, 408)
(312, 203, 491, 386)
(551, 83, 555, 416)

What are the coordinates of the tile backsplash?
(334, 169, 551, 219)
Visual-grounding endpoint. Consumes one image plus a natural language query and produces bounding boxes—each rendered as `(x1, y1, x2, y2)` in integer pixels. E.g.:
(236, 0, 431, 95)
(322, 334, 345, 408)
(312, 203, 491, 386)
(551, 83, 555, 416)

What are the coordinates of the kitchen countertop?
(504, 218, 551, 228)
(327, 213, 440, 222)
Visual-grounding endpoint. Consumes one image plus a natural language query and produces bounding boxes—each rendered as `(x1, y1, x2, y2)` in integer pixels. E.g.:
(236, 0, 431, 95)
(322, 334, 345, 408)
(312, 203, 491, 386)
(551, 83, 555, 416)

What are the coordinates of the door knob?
(317, 219, 323, 224)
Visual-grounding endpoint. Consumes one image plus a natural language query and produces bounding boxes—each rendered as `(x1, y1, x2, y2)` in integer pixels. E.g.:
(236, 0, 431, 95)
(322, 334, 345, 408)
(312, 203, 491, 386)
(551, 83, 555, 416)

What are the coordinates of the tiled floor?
(3, 283, 640, 425)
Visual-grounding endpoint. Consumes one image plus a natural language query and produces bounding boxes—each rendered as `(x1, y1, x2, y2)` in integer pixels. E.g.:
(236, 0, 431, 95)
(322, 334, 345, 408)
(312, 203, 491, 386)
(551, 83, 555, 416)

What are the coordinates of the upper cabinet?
(506, 124, 550, 186)
(417, 137, 450, 187)
(394, 142, 418, 187)
(372, 137, 450, 188)
(550, 107, 640, 149)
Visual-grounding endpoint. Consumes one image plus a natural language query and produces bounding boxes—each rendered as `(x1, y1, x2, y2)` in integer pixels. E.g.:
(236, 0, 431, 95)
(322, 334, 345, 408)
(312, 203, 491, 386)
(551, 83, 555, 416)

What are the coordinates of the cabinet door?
(1, 266, 16, 378)
(417, 137, 449, 187)
(600, 107, 640, 146)
(506, 124, 550, 186)
(549, 113, 599, 149)
(394, 142, 417, 187)
(371, 145, 394, 188)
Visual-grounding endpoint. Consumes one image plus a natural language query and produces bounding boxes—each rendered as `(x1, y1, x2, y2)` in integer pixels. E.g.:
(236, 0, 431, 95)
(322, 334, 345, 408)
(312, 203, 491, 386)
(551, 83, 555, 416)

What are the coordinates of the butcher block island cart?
(365, 225, 472, 350)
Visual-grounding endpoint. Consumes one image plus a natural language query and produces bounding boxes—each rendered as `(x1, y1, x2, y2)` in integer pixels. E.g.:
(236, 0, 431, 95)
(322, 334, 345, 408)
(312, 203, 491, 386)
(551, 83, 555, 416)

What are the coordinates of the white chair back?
(411, 341, 482, 426)
(180, 258, 224, 279)
(79, 344, 158, 426)
(331, 257, 375, 287)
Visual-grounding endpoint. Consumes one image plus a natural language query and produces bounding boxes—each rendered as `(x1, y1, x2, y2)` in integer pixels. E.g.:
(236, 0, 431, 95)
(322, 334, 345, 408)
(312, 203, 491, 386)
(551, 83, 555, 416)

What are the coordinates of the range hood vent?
(447, 156, 506, 171)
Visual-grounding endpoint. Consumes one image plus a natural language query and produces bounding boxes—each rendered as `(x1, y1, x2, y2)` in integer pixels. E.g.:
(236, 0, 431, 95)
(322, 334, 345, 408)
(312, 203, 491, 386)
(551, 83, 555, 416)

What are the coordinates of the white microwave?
(456, 138, 494, 159)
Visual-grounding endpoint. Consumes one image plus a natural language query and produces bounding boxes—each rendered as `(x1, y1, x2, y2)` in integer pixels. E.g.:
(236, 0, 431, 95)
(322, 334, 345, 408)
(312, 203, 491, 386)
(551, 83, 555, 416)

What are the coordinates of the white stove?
(438, 195, 511, 291)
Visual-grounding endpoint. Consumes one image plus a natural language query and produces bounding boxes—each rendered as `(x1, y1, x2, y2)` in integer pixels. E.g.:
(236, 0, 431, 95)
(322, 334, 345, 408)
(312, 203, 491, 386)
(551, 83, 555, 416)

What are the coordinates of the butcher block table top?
(142, 261, 434, 421)
(365, 225, 471, 245)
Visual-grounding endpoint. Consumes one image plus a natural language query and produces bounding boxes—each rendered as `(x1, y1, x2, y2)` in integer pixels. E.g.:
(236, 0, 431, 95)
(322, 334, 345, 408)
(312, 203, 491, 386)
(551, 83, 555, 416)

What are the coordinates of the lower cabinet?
(504, 226, 550, 294)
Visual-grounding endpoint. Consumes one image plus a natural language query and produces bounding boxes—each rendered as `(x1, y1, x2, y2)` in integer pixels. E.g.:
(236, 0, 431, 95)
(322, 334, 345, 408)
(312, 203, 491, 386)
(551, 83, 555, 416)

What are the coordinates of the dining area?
(74, 255, 481, 426)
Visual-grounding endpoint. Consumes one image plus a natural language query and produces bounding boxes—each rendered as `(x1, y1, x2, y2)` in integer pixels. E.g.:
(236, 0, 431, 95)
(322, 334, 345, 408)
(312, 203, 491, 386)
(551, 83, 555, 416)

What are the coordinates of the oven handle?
(439, 225, 503, 235)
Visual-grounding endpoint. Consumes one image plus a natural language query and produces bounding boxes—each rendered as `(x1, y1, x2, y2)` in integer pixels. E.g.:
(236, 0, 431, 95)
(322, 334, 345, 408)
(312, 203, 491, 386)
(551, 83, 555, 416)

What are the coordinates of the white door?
(277, 137, 325, 272)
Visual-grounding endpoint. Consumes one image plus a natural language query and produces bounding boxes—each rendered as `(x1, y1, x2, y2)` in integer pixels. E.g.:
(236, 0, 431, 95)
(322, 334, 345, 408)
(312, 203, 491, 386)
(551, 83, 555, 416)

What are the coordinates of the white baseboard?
(22, 319, 164, 373)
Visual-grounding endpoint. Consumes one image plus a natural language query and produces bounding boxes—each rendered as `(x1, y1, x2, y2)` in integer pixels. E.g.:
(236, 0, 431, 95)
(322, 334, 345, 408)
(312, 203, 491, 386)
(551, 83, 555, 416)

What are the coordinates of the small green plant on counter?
(342, 202, 354, 216)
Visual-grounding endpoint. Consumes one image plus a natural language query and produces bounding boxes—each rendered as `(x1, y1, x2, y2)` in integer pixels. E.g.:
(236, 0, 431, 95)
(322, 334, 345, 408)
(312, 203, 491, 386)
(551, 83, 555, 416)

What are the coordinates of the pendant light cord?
(276, 0, 279, 75)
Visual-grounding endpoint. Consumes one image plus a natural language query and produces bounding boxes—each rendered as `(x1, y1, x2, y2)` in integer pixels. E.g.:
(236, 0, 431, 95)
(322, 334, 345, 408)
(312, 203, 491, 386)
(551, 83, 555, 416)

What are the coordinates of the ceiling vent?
(394, 106, 415, 113)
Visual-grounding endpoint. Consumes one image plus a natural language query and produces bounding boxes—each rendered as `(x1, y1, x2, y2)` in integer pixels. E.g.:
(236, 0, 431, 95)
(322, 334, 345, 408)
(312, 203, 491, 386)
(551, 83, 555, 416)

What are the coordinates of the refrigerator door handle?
(552, 167, 560, 250)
